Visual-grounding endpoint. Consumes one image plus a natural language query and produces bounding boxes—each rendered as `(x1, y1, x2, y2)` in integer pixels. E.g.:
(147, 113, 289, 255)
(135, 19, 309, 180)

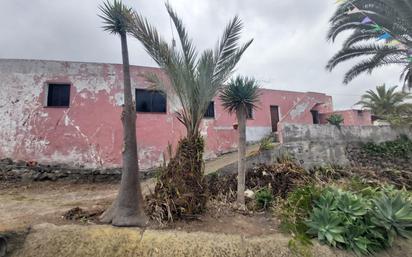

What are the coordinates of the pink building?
(0, 59, 371, 169)
(319, 109, 372, 126)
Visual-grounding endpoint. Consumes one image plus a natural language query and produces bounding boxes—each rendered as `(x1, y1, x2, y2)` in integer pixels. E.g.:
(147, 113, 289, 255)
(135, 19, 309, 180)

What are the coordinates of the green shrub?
(279, 185, 322, 256)
(255, 187, 273, 209)
(305, 186, 412, 256)
(362, 135, 412, 159)
(326, 114, 344, 127)
(280, 185, 321, 236)
(258, 136, 275, 151)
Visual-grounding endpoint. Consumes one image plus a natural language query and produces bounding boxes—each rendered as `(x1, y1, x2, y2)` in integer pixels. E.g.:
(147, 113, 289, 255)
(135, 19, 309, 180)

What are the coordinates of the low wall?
(280, 124, 412, 168)
(214, 147, 289, 176)
(0, 158, 154, 183)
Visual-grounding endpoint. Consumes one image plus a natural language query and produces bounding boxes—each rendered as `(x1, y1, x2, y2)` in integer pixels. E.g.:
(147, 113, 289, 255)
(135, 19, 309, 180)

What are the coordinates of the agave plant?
(370, 191, 412, 246)
(315, 188, 339, 211)
(337, 192, 369, 218)
(306, 207, 346, 247)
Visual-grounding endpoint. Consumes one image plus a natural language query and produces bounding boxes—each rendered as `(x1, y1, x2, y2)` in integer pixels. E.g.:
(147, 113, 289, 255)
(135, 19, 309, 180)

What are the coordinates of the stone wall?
(0, 158, 154, 183)
(280, 124, 412, 169)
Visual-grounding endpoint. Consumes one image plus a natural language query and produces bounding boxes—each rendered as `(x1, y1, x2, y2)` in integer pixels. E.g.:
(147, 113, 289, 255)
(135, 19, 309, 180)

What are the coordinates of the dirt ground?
(0, 181, 118, 231)
(0, 144, 271, 235)
(0, 179, 279, 237)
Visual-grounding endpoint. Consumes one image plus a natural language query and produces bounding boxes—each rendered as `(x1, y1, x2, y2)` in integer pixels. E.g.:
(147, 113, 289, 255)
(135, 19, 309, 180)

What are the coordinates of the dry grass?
(11, 223, 412, 257)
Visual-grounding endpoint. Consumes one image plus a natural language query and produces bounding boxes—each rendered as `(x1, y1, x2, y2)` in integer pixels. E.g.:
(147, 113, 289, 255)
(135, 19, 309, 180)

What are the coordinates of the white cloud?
(0, 0, 404, 109)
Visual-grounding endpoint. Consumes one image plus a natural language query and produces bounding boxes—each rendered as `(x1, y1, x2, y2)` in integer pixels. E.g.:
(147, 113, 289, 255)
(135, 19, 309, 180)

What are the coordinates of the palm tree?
(129, 4, 253, 219)
(98, 0, 147, 227)
(327, 0, 412, 91)
(220, 76, 260, 206)
(357, 84, 411, 116)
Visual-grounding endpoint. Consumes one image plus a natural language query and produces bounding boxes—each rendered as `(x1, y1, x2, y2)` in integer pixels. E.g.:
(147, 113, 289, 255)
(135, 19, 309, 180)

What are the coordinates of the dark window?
(246, 105, 253, 119)
(136, 89, 166, 113)
(47, 84, 70, 107)
(204, 102, 215, 118)
(311, 110, 320, 124)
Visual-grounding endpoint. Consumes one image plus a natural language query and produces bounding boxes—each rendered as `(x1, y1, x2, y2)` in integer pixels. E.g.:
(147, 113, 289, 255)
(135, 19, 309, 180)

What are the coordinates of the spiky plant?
(129, 3, 253, 220)
(97, 0, 147, 227)
(326, 114, 344, 128)
(220, 76, 260, 205)
(327, 0, 412, 91)
(356, 84, 411, 116)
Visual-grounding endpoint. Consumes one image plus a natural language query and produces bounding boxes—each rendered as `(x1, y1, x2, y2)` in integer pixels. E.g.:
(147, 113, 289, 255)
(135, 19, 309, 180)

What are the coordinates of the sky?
(0, 0, 404, 109)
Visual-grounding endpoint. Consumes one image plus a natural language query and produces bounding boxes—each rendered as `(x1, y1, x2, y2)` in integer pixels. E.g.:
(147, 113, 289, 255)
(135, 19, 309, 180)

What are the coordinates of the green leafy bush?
(362, 135, 412, 159)
(279, 185, 322, 256)
(280, 185, 321, 236)
(326, 114, 344, 127)
(255, 187, 273, 209)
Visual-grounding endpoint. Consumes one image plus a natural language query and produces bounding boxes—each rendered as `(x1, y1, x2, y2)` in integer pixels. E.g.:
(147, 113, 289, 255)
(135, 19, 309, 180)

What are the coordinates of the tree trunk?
(236, 108, 247, 206)
(100, 32, 147, 227)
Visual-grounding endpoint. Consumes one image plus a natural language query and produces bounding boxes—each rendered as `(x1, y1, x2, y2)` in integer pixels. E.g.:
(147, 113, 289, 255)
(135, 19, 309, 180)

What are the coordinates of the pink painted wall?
(0, 59, 337, 169)
(319, 110, 372, 126)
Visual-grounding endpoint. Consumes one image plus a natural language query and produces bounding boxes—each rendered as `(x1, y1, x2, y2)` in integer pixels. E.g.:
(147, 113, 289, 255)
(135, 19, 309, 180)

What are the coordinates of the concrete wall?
(280, 123, 412, 168)
(0, 59, 334, 169)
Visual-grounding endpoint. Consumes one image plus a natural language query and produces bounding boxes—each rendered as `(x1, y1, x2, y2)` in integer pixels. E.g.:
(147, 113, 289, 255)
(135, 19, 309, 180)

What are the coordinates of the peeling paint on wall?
(0, 59, 338, 170)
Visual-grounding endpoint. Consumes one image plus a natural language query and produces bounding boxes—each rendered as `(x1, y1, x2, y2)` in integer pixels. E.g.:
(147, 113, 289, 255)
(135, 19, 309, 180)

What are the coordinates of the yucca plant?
(129, 3, 252, 220)
(327, 0, 412, 91)
(326, 114, 344, 128)
(370, 191, 412, 246)
(220, 76, 260, 205)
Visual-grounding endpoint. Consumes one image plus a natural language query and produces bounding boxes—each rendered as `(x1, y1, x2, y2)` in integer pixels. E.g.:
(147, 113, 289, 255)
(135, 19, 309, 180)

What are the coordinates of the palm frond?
(129, 4, 252, 137)
(357, 84, 411, 116)
(98, 0, 133, 35)
(220, 76, 261, 115)
(327, 0, 412, 84)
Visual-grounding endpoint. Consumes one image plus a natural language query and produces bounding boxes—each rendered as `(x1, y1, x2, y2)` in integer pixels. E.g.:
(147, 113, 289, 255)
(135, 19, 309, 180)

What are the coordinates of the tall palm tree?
(327, 0, 412, 90)
(98, 0, 147, 227)
(220, 76, 260, 206)
(129, 3, 253, 219)
(357, 84, 411, 116)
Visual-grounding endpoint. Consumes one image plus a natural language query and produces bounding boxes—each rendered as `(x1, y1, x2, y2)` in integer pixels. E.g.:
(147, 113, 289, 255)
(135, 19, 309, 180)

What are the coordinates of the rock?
(245, 189, 255, 199)
(0, 158, 13, 165)
(21, 172, 35, 183)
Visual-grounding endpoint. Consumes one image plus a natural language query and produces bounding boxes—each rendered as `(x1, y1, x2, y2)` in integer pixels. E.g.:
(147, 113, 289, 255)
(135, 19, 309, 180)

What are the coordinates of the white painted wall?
(246, 126, 272, 142)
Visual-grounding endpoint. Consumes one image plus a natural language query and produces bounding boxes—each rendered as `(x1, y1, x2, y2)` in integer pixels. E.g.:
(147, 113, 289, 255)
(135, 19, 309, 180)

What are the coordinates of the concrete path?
(204, 144, 260, 175)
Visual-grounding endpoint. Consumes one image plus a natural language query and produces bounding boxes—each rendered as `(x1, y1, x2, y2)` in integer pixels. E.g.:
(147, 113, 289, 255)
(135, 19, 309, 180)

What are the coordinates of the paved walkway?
(204, 144, 260, 174)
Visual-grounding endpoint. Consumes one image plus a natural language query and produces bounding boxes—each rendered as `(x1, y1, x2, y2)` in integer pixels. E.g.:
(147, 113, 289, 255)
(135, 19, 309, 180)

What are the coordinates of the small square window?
(136, 89, 167, 113)
(204, 101, 215, 118)
(47, 84, 70, 107)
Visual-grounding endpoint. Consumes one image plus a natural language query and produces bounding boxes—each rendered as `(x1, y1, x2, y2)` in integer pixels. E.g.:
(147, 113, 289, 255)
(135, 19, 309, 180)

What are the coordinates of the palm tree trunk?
(100, 32, 147, 227)
(236, 108, 247, 205)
